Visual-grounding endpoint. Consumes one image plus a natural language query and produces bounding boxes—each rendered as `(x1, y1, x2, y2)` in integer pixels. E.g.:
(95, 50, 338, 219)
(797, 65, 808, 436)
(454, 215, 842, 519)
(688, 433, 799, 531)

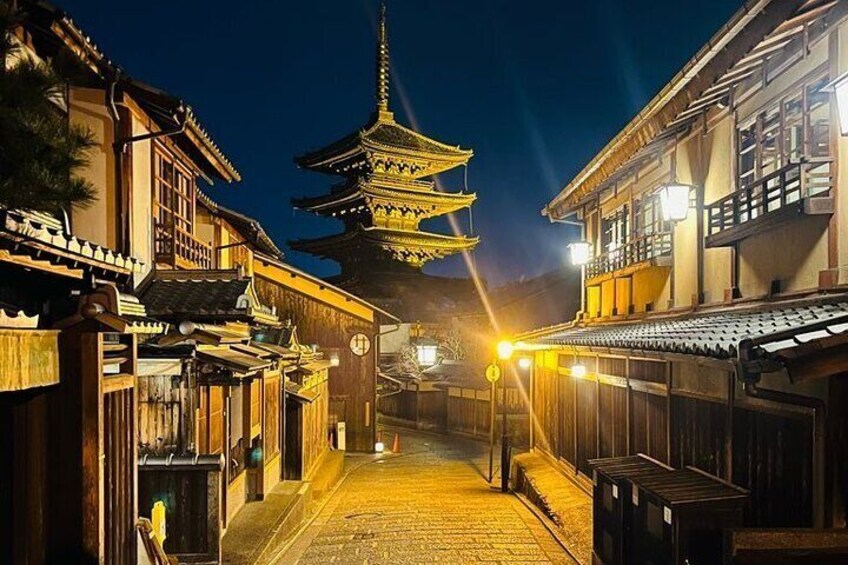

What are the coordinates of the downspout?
(373, 323, 401, 449)
(548, 212, 586, 324)
(106, 71, 127, 255)
(737, 340, 826, 528)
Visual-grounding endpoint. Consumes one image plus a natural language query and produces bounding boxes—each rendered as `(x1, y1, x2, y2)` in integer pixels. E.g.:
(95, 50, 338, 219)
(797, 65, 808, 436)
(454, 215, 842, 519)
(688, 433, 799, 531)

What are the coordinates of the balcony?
(705, 160, 833, 248)
(154, 222, 213, 270)
(586, 232, 672, 281)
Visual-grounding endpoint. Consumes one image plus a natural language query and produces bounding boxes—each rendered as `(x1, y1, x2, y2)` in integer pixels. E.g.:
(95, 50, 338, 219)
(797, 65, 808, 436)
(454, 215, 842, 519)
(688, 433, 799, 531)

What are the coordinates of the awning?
(0, 329, 60, 391)
(291, 359, 334, 376)
(250, 340, 301, 362)
(160, 322, 250, 346)
(285, 380, 319, 404)
(196, 345, 271, 376)
(523, 296, 848, 376)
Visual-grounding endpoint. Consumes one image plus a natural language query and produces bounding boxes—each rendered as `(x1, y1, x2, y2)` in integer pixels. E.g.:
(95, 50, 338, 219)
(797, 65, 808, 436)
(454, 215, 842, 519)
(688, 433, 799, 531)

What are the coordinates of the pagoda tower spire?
(292, 2, 479, 280)
(376, 2, 390, 117)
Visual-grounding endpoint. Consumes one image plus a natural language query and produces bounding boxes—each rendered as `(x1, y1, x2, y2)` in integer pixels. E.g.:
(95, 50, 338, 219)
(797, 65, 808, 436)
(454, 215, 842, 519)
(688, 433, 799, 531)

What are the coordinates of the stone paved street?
(275, 430, 576, 564)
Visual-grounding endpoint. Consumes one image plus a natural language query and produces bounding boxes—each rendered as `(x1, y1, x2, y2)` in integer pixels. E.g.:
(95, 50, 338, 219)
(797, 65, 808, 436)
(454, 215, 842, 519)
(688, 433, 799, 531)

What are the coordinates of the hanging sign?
(349, 333, 371, 356)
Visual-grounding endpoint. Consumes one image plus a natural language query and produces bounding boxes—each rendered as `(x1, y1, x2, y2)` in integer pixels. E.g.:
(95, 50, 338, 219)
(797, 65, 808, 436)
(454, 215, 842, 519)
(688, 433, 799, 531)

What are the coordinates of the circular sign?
(349, 333, 371, 357)
(485, 363, 501, 383)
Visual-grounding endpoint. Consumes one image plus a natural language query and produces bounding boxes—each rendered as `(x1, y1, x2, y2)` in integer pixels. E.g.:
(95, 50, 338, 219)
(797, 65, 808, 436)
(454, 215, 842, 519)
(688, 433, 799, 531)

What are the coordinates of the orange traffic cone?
(392, 432, 401, 453)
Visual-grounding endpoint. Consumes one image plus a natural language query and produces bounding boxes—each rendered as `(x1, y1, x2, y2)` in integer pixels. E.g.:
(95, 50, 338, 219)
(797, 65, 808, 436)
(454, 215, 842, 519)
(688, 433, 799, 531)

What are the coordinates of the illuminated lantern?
(569, 241, 592, 266)
(416, 345, 438, 367)
(659, 183, 692, 222)
(571, 364, 587, 378)
(518, 357, 532, 370)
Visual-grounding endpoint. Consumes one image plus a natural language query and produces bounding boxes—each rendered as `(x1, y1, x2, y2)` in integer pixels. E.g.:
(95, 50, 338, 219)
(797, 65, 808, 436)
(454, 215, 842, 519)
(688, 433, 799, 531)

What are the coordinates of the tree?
(438, 327, 466, 362)
(392, 344, 421, 379)
(0, 2, 96, 213)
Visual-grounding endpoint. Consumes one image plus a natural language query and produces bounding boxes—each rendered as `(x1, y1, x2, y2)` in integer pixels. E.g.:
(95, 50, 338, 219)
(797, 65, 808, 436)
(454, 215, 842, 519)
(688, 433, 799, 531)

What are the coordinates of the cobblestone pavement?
(276, 429, 576, 564)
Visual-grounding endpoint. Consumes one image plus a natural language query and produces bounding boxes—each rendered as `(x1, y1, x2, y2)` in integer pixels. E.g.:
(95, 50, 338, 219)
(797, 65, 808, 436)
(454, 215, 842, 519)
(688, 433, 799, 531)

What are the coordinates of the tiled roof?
(139, 270, 277, 324)
(196, 190, 283, 258)
(528, 297, 848, 361)
(1, 208, 144, 276)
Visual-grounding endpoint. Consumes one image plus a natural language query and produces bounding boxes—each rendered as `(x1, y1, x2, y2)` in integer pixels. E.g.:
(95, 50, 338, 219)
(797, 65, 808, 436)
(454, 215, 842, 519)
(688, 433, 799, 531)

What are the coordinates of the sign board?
(485, 363, 501, 383)
(337, 422, 346, 451)
(349, 333, 371, 356)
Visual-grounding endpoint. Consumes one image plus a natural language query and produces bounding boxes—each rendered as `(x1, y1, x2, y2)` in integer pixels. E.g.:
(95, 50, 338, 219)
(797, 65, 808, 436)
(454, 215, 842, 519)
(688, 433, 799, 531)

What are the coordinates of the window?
(633, 193, 670, 238)
(153, 142, 196, 235)
(601, 205, 629, 254)
(736, 72, 832, 195)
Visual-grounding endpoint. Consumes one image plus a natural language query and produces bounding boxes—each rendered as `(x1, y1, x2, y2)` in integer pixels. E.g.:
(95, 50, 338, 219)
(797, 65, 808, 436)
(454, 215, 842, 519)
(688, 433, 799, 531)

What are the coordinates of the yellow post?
(151, 501, 167, 546)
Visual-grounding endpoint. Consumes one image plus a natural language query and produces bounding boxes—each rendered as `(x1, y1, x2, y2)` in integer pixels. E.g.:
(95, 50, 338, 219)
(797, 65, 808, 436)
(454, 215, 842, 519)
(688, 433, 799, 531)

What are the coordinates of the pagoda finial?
(375, 1, 391, 118)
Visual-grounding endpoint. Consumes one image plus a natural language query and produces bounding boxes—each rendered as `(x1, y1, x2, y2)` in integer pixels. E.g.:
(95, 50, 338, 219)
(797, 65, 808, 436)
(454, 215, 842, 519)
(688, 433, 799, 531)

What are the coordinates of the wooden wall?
(255, 275, 378, 453)
(532, 349, 823, 528)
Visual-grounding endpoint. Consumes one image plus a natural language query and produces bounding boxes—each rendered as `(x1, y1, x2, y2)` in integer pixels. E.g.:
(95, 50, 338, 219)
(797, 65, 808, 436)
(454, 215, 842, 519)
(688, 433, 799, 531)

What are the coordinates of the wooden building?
(520, 1, 848, 561)
(3, 2, 395, 562)
(252, 255, 398, 454)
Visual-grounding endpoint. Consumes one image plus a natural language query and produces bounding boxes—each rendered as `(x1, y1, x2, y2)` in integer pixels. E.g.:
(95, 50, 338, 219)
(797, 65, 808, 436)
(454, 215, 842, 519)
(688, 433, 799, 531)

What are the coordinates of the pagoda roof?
(289, 225, 478, 267)
(295, 111, 472, 178)
(292, 176, 476, 216)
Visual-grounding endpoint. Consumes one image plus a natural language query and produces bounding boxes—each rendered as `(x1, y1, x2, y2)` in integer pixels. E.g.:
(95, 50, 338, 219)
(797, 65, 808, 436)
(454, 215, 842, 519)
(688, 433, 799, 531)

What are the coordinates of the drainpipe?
(373, 323, 401, 449)
(737, 341, 826, 528)
(106, 71, 127, 255)
(548, 212, 587, 323)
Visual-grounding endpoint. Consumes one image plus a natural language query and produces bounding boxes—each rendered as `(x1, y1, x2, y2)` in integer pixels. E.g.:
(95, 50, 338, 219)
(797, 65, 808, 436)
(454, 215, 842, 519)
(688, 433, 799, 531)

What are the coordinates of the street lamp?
(496, 340, 513, 492)
(517, 357, 532, 370)
(571, 363, 587, 378)
(568, 241, 592, 266)
(658, 183, 693, 222)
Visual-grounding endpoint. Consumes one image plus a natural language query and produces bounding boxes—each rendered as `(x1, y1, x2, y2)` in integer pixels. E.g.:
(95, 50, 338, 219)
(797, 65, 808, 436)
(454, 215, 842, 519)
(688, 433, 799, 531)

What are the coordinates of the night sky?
(58, 0, 742, 286)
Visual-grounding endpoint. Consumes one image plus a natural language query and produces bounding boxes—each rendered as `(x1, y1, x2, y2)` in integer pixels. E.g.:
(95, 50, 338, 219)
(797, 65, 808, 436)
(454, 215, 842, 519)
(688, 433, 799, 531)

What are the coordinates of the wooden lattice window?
(736, 70, 832, 195)
(153, 142, 196, 235)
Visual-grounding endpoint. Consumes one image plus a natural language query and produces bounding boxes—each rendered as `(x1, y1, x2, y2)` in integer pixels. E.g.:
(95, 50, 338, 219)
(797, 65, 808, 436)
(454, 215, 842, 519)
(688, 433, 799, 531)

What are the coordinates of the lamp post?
(496, 340, 513, 492)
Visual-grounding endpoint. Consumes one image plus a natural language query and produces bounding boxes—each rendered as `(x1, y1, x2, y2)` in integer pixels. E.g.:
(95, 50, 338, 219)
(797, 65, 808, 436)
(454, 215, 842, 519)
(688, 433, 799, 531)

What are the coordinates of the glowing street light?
(659, 183, 693, 222)
(517, 357, 532, 370)
(568, 241, 592, 266)
(497, 340, 514, 361)
(571, 364, 587, 378)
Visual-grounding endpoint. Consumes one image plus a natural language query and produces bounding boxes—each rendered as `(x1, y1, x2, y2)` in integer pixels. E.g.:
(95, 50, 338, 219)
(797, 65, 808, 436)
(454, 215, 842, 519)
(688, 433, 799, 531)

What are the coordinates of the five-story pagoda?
(291, 4, 478, 288)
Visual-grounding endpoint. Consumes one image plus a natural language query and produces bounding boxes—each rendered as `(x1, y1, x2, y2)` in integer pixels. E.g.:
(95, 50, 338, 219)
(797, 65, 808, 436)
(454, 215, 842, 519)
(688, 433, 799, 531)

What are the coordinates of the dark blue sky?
(60, 0, 741, 285)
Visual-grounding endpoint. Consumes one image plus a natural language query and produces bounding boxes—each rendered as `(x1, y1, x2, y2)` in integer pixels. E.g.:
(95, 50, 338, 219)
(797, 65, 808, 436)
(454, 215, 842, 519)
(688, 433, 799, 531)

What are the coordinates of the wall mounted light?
(659, 183, 693, 222)
(571, 364, 587, 378)
(416, 345, 438, 367)
(568, 241, 592, 266)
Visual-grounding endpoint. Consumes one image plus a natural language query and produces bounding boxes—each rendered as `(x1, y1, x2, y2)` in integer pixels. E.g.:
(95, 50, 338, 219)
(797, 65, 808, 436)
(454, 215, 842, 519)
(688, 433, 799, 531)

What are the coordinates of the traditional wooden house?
(520, 0, 848, 561)
(4, 2, 350, 562)
(0, 208, 165, 564)
(252, 254, 399, 454)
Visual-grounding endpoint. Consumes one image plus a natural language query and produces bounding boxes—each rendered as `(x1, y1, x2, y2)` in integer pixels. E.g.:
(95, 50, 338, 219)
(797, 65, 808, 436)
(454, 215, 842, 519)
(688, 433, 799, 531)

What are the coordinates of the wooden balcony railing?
(586, 231, 672, 280)
(154, 222, 213, 270)
(705, 160, 832, 248)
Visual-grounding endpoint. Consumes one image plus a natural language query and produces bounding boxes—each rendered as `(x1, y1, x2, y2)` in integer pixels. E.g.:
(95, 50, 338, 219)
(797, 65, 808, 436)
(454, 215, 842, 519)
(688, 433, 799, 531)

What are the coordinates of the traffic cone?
(392, 432, 400, 453)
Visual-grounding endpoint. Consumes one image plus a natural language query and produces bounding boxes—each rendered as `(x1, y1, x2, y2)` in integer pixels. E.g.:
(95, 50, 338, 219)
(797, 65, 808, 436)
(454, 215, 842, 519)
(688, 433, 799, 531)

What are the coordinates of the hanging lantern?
(568, 241, 592, 266)
(659, 183, 693, 222)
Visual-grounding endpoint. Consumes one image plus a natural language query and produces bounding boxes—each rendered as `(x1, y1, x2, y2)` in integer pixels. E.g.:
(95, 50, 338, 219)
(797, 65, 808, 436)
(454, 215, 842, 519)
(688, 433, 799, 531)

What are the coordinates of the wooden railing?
(154, 222, 213, 270)
(706, 160, 832, 241)
(586, 231, 672, 279)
